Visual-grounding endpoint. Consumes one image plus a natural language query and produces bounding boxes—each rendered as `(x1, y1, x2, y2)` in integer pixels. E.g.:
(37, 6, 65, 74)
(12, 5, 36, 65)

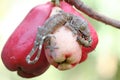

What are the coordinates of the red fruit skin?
(60, 1, 98, 63)
(1, 2, 54, 78)
(1, 1, 98, 78)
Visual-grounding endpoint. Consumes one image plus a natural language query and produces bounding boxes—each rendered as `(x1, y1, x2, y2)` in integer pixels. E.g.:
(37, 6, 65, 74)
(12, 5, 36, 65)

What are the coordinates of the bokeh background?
(0, 0, 120, 80)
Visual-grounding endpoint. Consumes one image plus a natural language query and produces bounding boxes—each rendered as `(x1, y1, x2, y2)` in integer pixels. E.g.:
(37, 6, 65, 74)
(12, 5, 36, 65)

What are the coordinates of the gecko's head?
(77, 19, 92, 46)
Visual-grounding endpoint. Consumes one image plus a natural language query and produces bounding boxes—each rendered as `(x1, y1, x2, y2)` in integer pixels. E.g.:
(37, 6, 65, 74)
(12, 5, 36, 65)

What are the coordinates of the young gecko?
(26, 10, 92, 64)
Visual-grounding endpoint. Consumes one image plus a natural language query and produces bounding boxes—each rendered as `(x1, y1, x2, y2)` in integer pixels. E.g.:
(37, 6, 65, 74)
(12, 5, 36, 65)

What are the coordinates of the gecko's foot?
(45, 34, 59, 53)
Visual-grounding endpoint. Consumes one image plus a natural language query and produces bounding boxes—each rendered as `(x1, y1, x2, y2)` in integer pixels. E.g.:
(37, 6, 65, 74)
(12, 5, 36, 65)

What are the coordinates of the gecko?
(26, 10, 92, 64)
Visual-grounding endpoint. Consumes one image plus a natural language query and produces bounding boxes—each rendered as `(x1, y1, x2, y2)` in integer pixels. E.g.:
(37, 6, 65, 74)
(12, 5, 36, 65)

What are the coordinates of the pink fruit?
(44, 1, 98, 70)
(1, 1, 98, 78)
(1, 2, 53, 78)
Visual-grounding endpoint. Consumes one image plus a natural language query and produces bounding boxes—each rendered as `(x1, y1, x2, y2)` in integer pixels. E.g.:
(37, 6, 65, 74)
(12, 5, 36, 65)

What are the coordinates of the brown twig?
(65, 0, 120, 29)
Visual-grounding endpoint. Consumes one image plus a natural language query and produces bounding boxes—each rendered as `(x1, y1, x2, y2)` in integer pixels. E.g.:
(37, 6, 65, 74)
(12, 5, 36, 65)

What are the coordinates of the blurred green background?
(0, 0, 120, 80)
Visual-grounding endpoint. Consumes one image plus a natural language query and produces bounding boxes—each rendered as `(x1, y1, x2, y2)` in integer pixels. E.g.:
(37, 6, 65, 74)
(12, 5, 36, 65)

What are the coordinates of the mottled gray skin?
(26, 10, 92, 64)
(37, 11, 92, 47)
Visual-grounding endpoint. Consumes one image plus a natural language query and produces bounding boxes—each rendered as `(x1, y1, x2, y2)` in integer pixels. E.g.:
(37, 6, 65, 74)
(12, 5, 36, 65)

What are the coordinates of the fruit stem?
(51, 0, 60, 6)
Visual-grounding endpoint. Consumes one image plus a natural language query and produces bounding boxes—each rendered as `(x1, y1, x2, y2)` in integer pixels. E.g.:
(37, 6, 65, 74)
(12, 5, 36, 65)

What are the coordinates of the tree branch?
(65, 0, 120, 29)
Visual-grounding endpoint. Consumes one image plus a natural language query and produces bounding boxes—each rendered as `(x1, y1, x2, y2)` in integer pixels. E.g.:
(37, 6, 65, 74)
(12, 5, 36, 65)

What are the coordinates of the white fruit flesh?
(45, 26, 82, 70)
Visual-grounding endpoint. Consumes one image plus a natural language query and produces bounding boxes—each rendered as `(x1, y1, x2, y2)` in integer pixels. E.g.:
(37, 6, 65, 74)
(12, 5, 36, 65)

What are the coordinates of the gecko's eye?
(80, 24, 86, 30)
(78, 29, 88, 40)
